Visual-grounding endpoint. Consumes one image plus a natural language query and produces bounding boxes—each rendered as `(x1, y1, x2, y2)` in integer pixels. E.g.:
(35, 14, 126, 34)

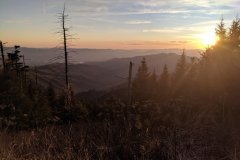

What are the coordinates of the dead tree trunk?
(0, 41, 5, 71)
(34, 66, 38, 86)
(128, 61, 133, 105)
(62, 6, 69, 88)
(60, 5, 72, 109)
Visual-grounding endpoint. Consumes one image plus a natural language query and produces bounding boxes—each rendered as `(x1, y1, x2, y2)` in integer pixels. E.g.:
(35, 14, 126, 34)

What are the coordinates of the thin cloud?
(4, 19, 30, 24)
(190, 20, 232, 26)
(143, 28, 182, 33)
(43, 0, 236, 19)
(170, 40, 190, 44)
(128, 43, 144, 45)
(125, 20, 152, 24)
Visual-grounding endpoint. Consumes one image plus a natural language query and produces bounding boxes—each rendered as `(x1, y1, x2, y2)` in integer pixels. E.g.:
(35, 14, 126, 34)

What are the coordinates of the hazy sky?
(0, 0, 239, 49)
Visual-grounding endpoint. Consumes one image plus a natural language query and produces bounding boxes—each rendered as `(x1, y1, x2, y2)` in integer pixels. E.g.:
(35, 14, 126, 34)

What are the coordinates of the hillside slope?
(35, 53, 191, 93)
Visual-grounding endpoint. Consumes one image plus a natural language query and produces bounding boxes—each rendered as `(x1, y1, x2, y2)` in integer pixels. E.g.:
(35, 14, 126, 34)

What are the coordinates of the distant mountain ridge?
(34, 53, 192, 93)
(5, 47, 201, 66)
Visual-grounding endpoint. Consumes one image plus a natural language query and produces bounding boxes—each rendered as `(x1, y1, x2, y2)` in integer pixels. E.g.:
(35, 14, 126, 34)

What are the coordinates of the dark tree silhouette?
(58, 4, 74, 110)
(228, 17, 240, 48)
(132, 57, 150, 101)
(158, 64, 170, 100)
(0, 41, 6, 71)
(215, 18, 227, 45)
(172, 50, 188, 97)
(149, 69, 158, 100)
(61, 5, 69, 88)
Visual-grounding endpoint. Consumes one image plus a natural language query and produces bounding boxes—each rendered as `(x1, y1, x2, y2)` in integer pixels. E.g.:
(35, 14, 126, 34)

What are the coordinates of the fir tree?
(159, 64, 170, 100)
(132, 57, 150, 101)
(228, 17, 240, 48)
(172, 50, 188, 97)
(215, 18, 227, 45)
(173, 50, 187, 83)
(149, 69, 158, 100)
(185, 57, 198, 98)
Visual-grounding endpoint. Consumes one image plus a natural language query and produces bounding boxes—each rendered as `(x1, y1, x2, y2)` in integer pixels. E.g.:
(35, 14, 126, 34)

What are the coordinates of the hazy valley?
(34, 52, 191, 93)
(18, 47, 200, 66)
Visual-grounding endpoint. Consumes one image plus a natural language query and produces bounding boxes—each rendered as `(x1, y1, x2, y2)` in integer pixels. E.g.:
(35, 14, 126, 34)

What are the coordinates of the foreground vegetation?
(0, 100, 238, 159)
(0, 18, 240, 159)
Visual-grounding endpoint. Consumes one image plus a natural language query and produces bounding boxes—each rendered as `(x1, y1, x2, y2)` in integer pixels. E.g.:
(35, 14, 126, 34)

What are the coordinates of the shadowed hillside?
(35, 53, 190, 93)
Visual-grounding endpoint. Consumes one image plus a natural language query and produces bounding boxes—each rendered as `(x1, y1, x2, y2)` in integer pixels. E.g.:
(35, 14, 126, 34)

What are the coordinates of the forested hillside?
(35, 53, 188, 92)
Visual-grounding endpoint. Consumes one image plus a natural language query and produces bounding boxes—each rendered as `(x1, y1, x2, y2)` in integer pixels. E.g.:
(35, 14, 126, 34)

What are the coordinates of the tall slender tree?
(59, 4, 73, 109)
(159, 64, 170, 99)
(228, 17, 240, 48)
(132, 57, 150, 101)
(172, 50, 188, 97)
(128, 61, 133, 105)
(215, 18, 227, 45)
(173, 50, 187, 83)
(61, 4, 69, 88)
(0, 41, 5, 71)
(149, 69, 158, 99)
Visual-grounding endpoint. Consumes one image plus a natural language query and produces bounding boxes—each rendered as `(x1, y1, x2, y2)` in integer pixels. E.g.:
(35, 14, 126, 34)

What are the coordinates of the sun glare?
(201, 32, 218, 47)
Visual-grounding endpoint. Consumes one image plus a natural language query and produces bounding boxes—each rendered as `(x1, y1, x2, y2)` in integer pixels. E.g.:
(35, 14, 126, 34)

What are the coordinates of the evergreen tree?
(185, 57, 198, 98)
(228, 17, 240, 48)
(132, 57, 150, 101)
(172, 50, 188, 97)
(6, 46, 22, 72)
(149, 69, 158, 100)
(150, 69, 157, 82)
(173, 50, 187, 83)
(159, 64, 170, 100)
(215, 18, 227, 45)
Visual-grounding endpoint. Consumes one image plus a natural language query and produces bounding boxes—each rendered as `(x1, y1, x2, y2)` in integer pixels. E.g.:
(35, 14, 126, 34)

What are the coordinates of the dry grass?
(0, 122, 194, 160)
(0, 102, 239, 160)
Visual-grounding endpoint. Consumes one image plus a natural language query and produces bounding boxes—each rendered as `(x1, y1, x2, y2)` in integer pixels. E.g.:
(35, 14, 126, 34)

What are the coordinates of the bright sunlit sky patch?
(0, 0, 239, 49)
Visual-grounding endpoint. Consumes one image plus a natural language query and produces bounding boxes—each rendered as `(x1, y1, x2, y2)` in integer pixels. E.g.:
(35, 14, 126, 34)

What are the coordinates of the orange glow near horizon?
(1, 23, 216, 50)
(4, 39, 202, 50)
(1, 25, 209, 50)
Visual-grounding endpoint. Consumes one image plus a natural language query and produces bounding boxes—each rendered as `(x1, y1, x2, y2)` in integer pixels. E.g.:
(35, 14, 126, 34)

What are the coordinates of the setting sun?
(201, 32, 218, 47)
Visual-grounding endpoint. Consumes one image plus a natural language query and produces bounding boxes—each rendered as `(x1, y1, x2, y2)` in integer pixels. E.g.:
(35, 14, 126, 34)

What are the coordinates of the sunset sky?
(0, 0, 239, 49)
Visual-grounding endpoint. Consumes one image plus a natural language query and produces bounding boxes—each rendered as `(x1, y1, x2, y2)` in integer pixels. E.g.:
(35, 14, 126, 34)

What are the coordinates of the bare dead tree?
(62, 5, 69, 88)
(128, 61, 133, 106)
(0, 41, 6, 71)
(57, 4, 74, 109)
(34, 66, 38, 86)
